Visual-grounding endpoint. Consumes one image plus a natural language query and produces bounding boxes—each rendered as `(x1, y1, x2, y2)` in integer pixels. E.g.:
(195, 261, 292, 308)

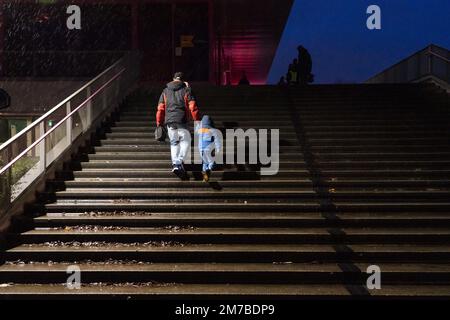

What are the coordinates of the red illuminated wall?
(214, 0, 294, 85)
(0, 0, 293, 84)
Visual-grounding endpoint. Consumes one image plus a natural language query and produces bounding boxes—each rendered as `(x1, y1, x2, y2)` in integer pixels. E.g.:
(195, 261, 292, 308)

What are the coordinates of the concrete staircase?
(1, 84, 450, 298)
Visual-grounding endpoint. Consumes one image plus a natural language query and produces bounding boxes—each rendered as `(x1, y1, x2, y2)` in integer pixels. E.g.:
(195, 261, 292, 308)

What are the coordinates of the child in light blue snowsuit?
(197, 115, 222, 182)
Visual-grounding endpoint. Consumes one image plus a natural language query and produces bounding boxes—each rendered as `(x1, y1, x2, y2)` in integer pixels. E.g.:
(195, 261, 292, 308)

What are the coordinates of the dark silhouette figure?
(238, 71, 250, 85)
(297, 45, 313, 85)
(277, 76, 287, 86)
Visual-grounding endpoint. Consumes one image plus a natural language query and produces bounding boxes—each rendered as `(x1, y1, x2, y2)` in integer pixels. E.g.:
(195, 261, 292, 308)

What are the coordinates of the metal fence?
(0, 51, 141, 220)
(367, 44, 450, 87)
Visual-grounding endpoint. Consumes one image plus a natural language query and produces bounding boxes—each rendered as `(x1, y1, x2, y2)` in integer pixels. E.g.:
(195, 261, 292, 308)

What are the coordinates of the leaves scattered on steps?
(80, 211, 153, 217)
(89, 282, 178, 288)
(113, 199, 132, 204)
(0, 282, 179, 289)
(51, 226, 131, 232)
(5, 259, 166, 266)
(23, 241, 188, 248)
(163, 226, 197, 233)
(41, 225, 197, 233)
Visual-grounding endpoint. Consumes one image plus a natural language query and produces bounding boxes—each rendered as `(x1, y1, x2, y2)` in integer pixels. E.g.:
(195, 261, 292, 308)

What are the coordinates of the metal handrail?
(367, 44, 450, 85)
(0, 51, 141, 222)
(0, 57, 123, 152)
(427, 50, 450, 63)
(0, 68, 125, 176)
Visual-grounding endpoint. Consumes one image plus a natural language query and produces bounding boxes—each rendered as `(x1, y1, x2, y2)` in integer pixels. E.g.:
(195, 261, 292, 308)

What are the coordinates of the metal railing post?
(0, 145, 12, 217)
(428, 46, 433, 75)
(115, 77, 120, 102)
(86, 87, 92, 129)
(102, 87, 108, 111)
(66, 101, 72, 146)
(39, 121, 46, 172)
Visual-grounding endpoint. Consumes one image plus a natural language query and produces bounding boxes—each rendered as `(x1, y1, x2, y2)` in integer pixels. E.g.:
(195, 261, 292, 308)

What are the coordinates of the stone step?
(79, 161, 306, 170)
(3, 283, 450, 298)
(119, 115, 293, 121)
(297, 114, 447, 120)
(42, 201, 321, 213)
(72, 169, 311, 179)
(6, 244, 450, 263)
(51, 189, 317, 199)
(314, 153, 450, 160)
(321, 180, 450, 188)
(321, 170, 450, 178)
(110, 126, 297, 133)
(62, 179, 313, 188)
(299, 119, 450, 126)
(105, 132, 299, 139)
(1, 263, 449, 285)
(333, 202, 450, 212)
(114, 121, 294, 127)
(32, 212, 450, 228)
(86, 154, 301, 162)
(94, 145, 302, 153)
(303, 125, 450, 132)
(311, 145, 450, 152)
(307, 131, 450, 138)
(317, 160, 450, 170)
(308, 138, 450, 144)
(14, 227, 450, 245)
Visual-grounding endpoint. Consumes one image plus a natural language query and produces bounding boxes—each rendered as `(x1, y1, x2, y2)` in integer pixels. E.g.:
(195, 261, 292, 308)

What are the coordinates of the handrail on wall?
(427, 50, 450, 64)
(0, 68, 125, 176)
(0, 58, 123, 152)
(366, 44, 450, 87)
(0, 51, 141, 222)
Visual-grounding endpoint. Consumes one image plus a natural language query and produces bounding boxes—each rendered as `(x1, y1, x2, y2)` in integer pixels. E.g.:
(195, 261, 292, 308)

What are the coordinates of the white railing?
(367, 44, 450, 89)
(0, 51, 141, 219)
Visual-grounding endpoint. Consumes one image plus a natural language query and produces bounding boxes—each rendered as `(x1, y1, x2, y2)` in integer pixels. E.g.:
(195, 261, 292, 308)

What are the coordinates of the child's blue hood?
(201, 115, 212, 128)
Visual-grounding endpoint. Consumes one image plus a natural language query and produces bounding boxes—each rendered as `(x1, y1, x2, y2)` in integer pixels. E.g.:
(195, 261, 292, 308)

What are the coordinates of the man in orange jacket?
(156, 72, 201, 179)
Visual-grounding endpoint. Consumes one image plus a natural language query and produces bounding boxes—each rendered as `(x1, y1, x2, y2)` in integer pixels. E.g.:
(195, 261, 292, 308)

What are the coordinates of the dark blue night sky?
(268, 0, 450, 84)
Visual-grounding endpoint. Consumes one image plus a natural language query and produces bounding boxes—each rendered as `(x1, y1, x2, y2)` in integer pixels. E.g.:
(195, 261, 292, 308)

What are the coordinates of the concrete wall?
(0, 80, 85, 116)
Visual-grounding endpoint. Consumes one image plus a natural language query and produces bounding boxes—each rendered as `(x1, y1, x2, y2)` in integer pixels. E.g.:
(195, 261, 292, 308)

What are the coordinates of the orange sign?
(180, 35, 195, 48)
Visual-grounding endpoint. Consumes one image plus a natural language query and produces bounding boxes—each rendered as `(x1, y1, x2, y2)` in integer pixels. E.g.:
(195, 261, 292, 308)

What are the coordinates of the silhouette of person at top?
(297, 45, 313, 85)
(278, 76, 287, 86)
(238, 71, 250, 85)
